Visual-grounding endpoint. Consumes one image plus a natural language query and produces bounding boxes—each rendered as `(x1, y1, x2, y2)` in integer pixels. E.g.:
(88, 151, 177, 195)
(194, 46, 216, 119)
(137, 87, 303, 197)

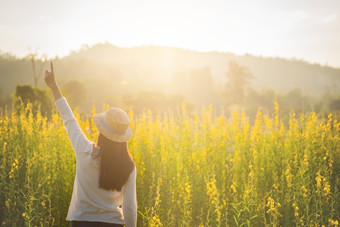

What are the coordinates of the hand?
(44, 61, 57, 88)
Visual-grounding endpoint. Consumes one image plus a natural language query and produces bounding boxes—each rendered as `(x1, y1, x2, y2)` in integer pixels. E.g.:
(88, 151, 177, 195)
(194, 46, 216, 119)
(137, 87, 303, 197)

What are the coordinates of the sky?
(0, 0, 340, 67)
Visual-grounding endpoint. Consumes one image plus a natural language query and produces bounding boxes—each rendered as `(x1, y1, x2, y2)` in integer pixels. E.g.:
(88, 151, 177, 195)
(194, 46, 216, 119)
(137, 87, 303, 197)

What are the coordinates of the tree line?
(0, 59, 339, 122)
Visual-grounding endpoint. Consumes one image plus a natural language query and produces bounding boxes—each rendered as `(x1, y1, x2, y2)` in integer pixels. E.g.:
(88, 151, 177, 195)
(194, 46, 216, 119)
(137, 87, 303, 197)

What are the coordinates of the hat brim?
(93, 113, 132, 142)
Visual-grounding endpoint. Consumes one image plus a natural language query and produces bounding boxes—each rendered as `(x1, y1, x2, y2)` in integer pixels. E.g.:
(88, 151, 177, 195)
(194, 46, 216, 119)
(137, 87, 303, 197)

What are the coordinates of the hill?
(65, 43, 340, 94)
(0, 43, 339, 104)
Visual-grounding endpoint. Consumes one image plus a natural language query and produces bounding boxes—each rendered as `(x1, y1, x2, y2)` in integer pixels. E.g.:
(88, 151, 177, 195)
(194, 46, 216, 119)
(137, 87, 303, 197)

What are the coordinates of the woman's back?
(54, 93, 137, 227)
(67, 141, 136, 224)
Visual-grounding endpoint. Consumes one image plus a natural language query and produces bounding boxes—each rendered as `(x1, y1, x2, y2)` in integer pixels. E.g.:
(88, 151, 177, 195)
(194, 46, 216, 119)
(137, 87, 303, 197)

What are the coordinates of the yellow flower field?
(0, 102, 339, 226)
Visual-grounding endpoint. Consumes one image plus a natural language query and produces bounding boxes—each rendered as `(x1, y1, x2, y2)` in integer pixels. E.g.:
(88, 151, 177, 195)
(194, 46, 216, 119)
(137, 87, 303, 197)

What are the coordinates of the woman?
(44, 62, 137, 227)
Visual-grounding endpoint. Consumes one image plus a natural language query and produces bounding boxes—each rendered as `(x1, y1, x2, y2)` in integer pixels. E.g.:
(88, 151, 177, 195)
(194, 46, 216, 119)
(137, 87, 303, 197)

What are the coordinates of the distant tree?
(329, 99, 340, 112)
(281, 88, 303, 107)
(27, 51, 47, 87)
(14, 85, 52, 116)
(61, 80, 87, 109)
(245, 88, 277, 117)
(276, 88, 316, 117)
(0, 86, 13, 112)
(224, 61, 253, 106)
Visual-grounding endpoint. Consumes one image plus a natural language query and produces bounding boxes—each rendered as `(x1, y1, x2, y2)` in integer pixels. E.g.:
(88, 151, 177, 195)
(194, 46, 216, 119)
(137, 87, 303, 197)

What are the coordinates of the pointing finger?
(50, 61, 54, 73)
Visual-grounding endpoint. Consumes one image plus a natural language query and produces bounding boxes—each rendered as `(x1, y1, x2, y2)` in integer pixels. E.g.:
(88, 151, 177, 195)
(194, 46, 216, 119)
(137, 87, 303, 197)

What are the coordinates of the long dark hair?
(97, 134, 135, 191)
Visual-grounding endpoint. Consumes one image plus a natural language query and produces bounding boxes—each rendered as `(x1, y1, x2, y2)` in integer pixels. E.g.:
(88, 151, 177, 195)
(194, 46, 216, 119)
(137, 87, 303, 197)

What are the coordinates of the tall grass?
(0, 102, 339, 226)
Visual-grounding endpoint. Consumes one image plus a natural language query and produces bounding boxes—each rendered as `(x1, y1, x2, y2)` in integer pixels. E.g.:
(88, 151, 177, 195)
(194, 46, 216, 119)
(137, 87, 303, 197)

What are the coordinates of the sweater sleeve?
(55, 97, 92, 157)
(122, 167, 137, 227)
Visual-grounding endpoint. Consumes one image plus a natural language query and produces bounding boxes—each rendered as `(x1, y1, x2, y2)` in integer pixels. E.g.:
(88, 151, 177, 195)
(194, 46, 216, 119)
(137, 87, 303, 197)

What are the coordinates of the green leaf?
(233, 215, 239, 226)
(250, 214, 258, 220)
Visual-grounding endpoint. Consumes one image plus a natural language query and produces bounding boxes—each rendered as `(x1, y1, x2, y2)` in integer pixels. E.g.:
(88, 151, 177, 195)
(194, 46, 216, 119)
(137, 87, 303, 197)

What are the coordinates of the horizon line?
(0, 42, 339, 69)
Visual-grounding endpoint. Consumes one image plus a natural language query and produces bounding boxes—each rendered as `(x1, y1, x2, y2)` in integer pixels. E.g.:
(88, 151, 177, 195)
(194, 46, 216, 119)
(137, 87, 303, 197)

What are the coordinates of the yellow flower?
(315, 172, 322, 188)
(207, 178, 218, 200)
(230, 183, 237, 193)
(150, 214, 163, 227)
(5, 199, 10, 209)
(329, 219, 339, 226)
(285, 165, 292, 188)
(323, 182, 331, 196)
(301, 185, 308, 198)
(185, 182, 191, 196)
(292, 202, 299, 217)
(248, 171, 254, 178)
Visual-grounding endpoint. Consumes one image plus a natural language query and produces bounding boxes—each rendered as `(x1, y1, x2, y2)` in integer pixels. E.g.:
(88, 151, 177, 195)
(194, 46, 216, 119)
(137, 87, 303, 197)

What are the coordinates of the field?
(0, 102, 339, 226)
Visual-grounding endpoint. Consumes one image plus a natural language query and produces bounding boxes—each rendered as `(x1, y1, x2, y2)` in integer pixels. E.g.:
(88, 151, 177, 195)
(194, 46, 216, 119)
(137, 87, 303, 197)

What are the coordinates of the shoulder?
(77, 140, 97, 159)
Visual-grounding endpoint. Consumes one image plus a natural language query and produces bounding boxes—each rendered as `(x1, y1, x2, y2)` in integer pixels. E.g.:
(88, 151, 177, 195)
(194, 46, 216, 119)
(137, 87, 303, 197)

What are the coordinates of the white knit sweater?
(55, 97, 137, 227)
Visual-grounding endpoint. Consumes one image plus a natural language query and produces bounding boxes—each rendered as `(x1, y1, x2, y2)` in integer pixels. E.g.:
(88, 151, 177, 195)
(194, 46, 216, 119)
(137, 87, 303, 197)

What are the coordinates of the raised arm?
(44, 62, 92, 157)
(45, 62, 62, 101)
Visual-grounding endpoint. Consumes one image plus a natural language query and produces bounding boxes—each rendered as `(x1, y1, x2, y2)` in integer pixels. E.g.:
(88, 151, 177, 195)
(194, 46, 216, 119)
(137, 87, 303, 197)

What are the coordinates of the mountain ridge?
(0, 43, 339, 98)
(64, 43, 340, 94)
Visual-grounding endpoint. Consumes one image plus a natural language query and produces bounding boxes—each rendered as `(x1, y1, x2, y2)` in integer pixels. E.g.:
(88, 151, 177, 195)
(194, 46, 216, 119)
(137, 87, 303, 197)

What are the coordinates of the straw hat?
(93, 107, 132, 142)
